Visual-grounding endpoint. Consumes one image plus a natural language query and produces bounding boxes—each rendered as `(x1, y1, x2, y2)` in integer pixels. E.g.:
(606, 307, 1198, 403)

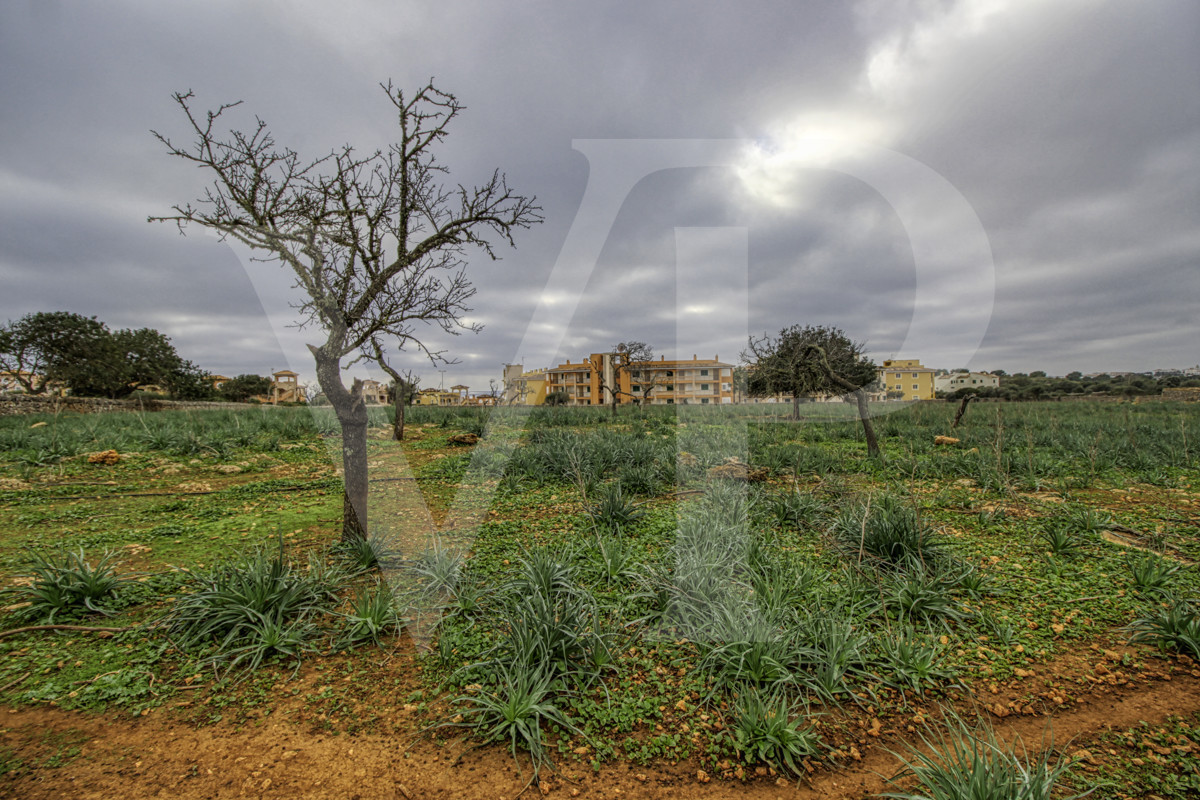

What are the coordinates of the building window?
(912, 373, 919, 378)
(665, 370, 673, 377)
(700, 383, 709, 391)
(666, 399, 674, 405)
(666, 384, 674, 392)
(701, 398, 709, 404)
(700, 369, 709, 376)
(912, 384, 919, 390)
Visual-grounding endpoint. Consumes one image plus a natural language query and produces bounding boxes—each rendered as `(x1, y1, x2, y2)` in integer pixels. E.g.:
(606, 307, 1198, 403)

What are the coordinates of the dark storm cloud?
(1, 0, 1196, 392)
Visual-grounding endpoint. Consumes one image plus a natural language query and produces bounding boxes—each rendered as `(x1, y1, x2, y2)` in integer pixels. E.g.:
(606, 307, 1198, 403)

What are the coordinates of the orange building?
(545, 353, 735, 406)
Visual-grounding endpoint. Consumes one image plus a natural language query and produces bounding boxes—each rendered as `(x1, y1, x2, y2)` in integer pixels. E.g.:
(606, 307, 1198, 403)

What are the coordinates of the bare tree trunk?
(852, 388, 880, 458)
(311, 347, 370, 543)
(791, 394, 800, 421)
(802, 344, 881, 459)
(392, 389, 406, 441)
(951, 394, 975, 429)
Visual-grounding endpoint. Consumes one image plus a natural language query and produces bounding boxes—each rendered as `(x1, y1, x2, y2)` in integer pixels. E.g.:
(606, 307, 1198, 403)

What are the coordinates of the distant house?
(271, 370, 303, 404)
(415, 388, 461, 406)
(360, 379, 388, 405)
(209, 374, 231, 390)
(0, 370, 39, 394)
(880, 359, 937, 401)
(934, 371, 1000, 395)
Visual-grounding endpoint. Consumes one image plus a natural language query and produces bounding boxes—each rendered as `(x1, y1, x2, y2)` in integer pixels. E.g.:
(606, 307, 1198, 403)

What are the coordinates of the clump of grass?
(1127, 597, 1200, 659)
(335, 532, 400, 575)
(2, 547, 135, 622)
(884, 568, 965, 624)
(884, 710, 1082, 800)
(731, 688, 820, 777)
(581, 534, 640, 586)
(768, 489, 824, 530)
(832, 495, 946, 569)
(409, 539, 464, 599)
(876, 629, 958, 694)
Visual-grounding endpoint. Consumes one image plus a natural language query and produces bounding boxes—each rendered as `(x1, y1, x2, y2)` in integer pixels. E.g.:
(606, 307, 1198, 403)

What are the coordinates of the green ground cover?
(0, 399, 1197, 794)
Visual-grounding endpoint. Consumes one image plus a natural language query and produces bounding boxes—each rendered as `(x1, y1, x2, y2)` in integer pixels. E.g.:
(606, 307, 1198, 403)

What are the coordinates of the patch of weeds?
(586, 484, 644, 535)
(161, 544, 341, 675)
(876, 629, 957, 694)
(1039, 519, 1088, 558)
(336, 579, 402, 649)
(447, 663, 581, 786)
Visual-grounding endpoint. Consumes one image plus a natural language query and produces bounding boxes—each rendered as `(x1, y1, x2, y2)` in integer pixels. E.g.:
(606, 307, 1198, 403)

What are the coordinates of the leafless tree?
(599, 341, 657, 415)
(151, 80, 542, 541)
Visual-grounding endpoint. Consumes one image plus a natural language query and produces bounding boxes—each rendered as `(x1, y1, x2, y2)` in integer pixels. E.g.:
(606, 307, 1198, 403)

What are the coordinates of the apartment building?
(544, 353, 735, 406)
(934, 371, 1000, 395)
(880, 359, 936, 401)
(502, 364, 549, 405)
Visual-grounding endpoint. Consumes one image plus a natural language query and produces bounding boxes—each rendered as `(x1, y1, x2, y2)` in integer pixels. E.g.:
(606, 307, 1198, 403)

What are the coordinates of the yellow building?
(502, 364, 549, 405)
(415, 388, 462, 406)
(545, 353, 735, 406)
(880, 359, 936, 401)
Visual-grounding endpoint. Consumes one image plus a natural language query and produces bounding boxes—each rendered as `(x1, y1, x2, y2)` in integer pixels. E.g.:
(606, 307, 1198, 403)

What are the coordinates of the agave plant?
(2, 547, 135, 622)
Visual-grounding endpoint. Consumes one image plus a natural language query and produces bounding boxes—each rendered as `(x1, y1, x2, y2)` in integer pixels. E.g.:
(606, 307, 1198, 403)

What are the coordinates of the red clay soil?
(3, 652, 1199, 800)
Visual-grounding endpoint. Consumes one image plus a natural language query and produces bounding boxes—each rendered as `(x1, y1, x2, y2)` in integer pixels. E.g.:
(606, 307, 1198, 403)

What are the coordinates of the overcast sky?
(2, 0, 1197, 392)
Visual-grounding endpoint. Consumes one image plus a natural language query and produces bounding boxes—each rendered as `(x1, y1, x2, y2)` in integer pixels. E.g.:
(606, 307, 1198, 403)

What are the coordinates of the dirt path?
(4, 653, 1199, 800)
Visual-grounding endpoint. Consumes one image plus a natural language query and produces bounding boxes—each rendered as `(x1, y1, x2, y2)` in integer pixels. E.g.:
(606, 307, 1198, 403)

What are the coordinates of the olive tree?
(742, 324, 880, 456)
(152, 81, 541, 541)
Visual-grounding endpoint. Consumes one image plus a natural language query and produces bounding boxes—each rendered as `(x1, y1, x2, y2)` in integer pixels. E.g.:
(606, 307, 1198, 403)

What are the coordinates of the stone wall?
(0, 394, 272, 417)
(1162, 387, 1200, 402)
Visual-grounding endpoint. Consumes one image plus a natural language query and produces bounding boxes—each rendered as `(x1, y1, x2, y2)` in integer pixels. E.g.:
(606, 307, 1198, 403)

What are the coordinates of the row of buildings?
(501, 355, 1001, 407)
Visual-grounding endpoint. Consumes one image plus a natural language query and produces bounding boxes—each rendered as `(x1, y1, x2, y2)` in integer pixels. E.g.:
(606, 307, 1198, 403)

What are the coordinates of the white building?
(934, 372, 1000, 394)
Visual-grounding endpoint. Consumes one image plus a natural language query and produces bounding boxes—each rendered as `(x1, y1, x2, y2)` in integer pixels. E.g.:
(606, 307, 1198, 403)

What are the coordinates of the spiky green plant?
(832, 495, 946, 569)
(883, 710, 1083, 800)
(1125, 551, 1181, 596)
(1127, 597, 1200, 659)
(586, 483, 645, 534)
(731, 688, 821, 777)
(450, 663, 581, 784)
(2, 547, 135, 621)
(337, 580, 401, 648)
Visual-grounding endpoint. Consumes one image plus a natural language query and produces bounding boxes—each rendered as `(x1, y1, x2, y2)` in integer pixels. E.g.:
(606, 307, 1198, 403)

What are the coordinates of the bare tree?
(598, 341, 657, 415)
(152, 81, 542, 542)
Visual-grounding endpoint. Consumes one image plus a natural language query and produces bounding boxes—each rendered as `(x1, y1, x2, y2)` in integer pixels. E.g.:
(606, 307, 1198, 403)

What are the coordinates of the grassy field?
(0, 400, 1197, 798)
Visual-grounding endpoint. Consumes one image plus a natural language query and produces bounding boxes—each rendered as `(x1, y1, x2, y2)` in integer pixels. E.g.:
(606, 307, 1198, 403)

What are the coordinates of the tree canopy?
(0, 312, 210, 399)
(743, 324, 880, 455)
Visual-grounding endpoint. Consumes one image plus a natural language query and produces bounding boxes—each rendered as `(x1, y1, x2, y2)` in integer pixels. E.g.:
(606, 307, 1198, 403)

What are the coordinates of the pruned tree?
(152, 80, 542, 542)
(742, 325, 880, 457)
(598, 341, 656, 414)
(370, 339, 419, 441)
